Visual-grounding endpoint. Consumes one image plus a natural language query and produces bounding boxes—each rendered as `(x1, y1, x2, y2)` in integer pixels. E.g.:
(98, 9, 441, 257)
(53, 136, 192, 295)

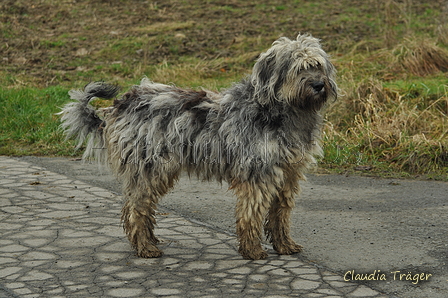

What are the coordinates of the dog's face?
(251, 34, 337, 111)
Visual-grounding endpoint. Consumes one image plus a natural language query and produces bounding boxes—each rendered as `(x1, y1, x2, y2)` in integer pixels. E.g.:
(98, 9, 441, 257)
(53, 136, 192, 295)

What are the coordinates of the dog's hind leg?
(264, 181, 303, 255)
(233, 181, 273, 260)
(120, 165, 178, 258)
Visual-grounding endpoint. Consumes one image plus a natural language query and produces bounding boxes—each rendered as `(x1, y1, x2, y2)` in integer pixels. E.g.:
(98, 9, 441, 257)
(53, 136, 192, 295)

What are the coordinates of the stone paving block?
(291, 278, 321, 290)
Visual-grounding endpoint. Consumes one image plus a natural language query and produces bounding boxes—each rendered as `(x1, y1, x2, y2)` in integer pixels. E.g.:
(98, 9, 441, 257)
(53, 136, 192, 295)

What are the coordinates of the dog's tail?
(59, 82, 120, 160)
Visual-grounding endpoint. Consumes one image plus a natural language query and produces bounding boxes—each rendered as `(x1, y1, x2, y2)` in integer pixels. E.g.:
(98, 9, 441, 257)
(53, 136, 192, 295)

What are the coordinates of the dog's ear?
(251, 52, 275, 105)
(251, 42, 290, 106)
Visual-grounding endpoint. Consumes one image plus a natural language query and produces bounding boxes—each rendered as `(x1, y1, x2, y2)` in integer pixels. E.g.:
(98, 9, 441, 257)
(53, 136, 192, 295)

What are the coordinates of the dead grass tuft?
(390, 39, 448, 76)
(382, 38, 448, 77)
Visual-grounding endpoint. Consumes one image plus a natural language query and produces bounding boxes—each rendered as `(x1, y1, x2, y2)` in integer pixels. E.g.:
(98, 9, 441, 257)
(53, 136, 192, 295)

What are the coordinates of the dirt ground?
(1, 0, 443, 87)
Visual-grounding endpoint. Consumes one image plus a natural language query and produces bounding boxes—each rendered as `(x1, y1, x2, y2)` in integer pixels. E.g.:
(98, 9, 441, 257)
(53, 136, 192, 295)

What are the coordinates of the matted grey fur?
(60, 33, 337, 260)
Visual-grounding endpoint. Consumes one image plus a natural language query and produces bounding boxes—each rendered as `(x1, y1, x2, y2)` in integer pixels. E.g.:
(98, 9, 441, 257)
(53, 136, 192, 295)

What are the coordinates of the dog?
(60, 34, 337, 260)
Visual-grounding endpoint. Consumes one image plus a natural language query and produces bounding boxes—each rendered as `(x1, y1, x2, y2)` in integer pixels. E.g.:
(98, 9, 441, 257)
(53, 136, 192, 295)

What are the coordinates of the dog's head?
(251, 34, 337, 111)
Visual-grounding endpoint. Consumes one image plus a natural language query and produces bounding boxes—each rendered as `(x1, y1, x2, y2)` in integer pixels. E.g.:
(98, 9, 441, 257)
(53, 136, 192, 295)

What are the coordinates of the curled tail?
(59, 82, 119, 160)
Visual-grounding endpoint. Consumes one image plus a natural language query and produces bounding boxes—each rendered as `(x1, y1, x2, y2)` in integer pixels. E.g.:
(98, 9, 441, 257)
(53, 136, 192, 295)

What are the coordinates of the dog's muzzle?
(311, 81, 325, 93)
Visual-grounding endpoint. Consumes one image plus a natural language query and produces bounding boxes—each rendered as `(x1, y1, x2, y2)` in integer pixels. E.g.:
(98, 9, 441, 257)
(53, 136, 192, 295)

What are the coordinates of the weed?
(40, 40, 66, 48)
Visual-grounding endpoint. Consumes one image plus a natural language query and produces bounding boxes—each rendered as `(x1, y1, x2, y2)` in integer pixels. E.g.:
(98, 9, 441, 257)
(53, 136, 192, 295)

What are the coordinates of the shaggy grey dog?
(60, 34, 337, 260)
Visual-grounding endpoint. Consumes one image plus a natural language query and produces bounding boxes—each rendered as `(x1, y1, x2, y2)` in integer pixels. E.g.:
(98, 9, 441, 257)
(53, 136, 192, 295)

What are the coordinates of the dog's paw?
(239, 248, 269, 260)
(274, 243, 303, 255)
(136, 247, 164, 258)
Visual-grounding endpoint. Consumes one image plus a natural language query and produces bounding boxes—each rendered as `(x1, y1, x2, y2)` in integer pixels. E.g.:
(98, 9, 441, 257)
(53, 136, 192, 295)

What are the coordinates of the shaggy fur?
(60, 34, 337, 260)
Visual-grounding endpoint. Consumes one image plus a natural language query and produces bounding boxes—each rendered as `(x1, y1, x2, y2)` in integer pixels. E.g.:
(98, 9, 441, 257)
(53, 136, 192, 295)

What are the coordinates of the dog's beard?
(300, 91, 328, 111)
(299, 78, 336, 111)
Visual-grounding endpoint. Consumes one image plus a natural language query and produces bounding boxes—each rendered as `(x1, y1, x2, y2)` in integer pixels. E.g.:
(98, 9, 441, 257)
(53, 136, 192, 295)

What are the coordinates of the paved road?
(1, 156, 447, 297)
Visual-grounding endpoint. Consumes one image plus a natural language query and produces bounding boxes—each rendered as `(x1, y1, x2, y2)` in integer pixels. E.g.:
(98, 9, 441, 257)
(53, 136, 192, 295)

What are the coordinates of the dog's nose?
(311, 81, 325, 92)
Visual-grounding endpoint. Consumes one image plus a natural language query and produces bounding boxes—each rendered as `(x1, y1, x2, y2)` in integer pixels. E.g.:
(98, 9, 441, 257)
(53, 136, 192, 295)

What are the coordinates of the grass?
(1, 0, 447, 180)
(0, 86, 77, 156)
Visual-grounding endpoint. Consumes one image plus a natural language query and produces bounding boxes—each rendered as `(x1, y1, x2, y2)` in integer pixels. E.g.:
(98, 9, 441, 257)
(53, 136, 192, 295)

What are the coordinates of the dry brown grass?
(391, 39, 448, 76)
(325, 75, 448, 174)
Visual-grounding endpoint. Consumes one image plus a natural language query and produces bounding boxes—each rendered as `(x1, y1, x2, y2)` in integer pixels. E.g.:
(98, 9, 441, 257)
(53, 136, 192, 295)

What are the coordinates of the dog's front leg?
(264, 191, 303, 255)
(233, 181, 272, 260)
